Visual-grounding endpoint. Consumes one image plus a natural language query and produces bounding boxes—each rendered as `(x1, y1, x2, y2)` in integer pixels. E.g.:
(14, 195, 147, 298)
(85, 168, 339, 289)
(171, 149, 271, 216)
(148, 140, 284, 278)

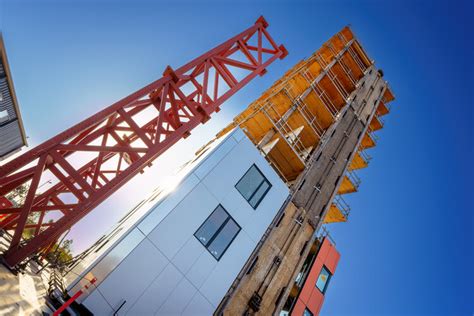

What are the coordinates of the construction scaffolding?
(216, 26, 375, 183)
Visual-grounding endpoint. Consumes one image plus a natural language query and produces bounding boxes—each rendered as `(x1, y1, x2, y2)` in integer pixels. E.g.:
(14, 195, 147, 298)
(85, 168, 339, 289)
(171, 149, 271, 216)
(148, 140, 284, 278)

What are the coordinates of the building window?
(0, 110, 8, 123)
(194, 205, 240, 260)
(303, 308, 314, 316)
(235, 164, 272, 209)
(316, 265, 332, 294)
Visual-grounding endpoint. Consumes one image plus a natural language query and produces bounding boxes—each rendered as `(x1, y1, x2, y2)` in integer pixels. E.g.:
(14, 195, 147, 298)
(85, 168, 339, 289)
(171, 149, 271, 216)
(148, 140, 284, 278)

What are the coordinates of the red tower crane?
(0, 16, 287, 268)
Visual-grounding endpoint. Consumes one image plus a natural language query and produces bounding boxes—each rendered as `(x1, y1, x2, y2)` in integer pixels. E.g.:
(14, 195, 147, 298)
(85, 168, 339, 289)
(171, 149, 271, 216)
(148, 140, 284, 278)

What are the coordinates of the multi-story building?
(0, 34, 27, 159)
(63, 26, 394, 315)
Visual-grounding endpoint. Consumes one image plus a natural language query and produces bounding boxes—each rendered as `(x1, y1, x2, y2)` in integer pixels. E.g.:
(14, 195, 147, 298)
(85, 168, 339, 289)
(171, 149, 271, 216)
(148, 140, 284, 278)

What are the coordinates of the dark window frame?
(235, 164, 272, 209)
(194, 204, 241, 261)
(315, 265, 332, 294)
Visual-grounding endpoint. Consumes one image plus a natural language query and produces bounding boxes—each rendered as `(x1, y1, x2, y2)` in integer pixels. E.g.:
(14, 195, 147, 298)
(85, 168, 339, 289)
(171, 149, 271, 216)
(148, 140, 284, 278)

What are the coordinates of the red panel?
(324, 243, 341, 274)
(307, 288, 324, 315)
(0, 16, 287, 268)
(317, 237, 331, 262)
(299, 257, 323, 304)
(293, 237, 341, 315)
(292, 299, 306, 316)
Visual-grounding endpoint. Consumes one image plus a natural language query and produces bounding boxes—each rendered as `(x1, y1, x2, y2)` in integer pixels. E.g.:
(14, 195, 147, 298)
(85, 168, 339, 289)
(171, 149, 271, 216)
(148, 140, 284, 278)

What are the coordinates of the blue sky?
(0, 0, 472, 315)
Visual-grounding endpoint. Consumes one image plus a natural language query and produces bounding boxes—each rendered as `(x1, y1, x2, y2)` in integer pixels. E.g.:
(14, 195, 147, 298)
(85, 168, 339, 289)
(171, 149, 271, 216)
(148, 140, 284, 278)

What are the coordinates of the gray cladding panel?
(0, 77, 17, 120)
(0, 120, 23, 157)
(0, 53, 25, 158)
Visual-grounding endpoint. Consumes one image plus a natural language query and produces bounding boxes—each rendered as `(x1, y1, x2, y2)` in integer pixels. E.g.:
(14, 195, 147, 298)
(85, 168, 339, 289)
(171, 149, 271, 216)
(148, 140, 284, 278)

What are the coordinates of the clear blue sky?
(1, 0, 472, 315)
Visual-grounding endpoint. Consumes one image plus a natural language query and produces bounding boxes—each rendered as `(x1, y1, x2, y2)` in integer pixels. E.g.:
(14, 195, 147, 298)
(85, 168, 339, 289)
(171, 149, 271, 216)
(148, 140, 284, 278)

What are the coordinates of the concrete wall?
(67, 128, 289, 315)
(293, 65, 387, 224)
(220, 202, 314, 315)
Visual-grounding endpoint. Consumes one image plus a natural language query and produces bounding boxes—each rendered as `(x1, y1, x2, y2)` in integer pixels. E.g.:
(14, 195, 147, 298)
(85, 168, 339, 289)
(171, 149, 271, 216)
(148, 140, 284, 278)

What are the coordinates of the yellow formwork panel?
(369, 116, 383, 131)
(268, 92, 293, 117)
(361, 132, 376, 149)
(213, 26, 373, 184)
(340, 26, 355, 43)
(323, 204, 348, 224)
(318, 75, 346, 111)
(267, 136, 305, 181)
(338, 176, 357, 194)
(352, 40, 372, 68)
(302, 90, 334, 129)
(341, 50, 365, 81)
(286, 72, 311, 98)
(332, 61, 356, 93)
(306, 59, 324, 80)
(349, 152, 368, 171)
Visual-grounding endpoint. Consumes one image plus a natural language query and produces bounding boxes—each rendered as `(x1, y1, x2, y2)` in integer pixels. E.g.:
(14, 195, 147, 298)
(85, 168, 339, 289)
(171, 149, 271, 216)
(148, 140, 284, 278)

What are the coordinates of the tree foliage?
(4, 183, 74, 268)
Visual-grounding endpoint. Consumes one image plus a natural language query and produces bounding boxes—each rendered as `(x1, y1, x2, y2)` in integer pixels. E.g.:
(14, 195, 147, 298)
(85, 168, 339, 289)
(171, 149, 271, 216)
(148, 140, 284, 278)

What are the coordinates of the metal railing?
(263, 101, 308, 162)
(346, 169, 361, 188)
(318, 226, 336, 245)
(333, 195, 350, 219)
(359, 147, 372, 163)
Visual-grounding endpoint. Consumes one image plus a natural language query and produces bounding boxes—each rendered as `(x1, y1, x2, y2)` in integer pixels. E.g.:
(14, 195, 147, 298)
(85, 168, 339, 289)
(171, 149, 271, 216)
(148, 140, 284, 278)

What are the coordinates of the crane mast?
(0, 16, 287, 268)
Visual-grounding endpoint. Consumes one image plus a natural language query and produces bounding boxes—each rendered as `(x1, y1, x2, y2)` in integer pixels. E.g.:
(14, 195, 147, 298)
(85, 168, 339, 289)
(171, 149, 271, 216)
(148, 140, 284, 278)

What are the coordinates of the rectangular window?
(235, 164, 272, 209)
(194, 205, 240, 260)
(0, 110, 8, 123)
(316, 265, 332, 294)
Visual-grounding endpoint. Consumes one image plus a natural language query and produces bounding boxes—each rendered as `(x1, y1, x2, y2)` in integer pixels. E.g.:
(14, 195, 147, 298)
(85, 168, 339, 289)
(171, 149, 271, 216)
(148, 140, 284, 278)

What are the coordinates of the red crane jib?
(0, 16, 287, 268)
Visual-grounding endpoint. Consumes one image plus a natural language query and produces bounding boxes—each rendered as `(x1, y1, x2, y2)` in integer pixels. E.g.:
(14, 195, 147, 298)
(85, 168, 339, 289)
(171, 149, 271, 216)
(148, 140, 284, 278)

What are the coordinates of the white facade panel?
(95, 238, 168, 313)
(68, 128, 290, 315)
(70, 227, 146, 301)
(193, 136, 237, 180)
(137, 173, 200, 236)
(182, 292, 215, 316)
(171, 237, 205, 275)
(156, 277, 197, 315)
(146, 182, 218, 260)
(230, 127, 246, 142)
(126, 263, 183, 315)
(199, 231, 257, 307)
(185, 250, 217, 289)
(81, 290, 114, 315)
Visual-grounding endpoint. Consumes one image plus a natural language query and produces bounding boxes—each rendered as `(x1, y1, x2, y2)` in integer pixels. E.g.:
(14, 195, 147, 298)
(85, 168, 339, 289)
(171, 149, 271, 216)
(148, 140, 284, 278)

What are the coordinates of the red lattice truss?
(0, 16, 287, 267)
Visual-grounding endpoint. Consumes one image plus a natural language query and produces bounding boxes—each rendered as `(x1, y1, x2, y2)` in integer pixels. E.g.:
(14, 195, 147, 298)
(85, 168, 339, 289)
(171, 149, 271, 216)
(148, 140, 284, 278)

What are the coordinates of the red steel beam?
(0, 16, 287, 267)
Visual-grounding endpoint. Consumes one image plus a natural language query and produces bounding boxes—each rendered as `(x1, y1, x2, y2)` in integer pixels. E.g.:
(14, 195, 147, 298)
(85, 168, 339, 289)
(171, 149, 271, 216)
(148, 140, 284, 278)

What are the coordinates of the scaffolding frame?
(333, 194, 350, 219)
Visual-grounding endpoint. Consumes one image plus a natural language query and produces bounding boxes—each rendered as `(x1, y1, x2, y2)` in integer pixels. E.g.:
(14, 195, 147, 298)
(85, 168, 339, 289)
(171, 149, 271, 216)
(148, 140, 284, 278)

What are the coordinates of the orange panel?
(376, 101, 390, 116)
(323, 204, 347, 223)
(317, 238, 331, 262)
(292, 237, 340, 315)
(337, 175, 357, 194)
(348, 152, 368, 170)
(299, 257, 323, 304)
(361, 132, 376, 149)
(383, 87, 395, 103)
(369, 115, 383, 131)
(324, 243, 341, 273)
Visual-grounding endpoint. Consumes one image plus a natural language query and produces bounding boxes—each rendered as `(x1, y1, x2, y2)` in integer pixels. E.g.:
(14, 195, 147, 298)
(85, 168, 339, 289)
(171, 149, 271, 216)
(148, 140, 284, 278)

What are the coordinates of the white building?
(65, 128, 289, 315)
